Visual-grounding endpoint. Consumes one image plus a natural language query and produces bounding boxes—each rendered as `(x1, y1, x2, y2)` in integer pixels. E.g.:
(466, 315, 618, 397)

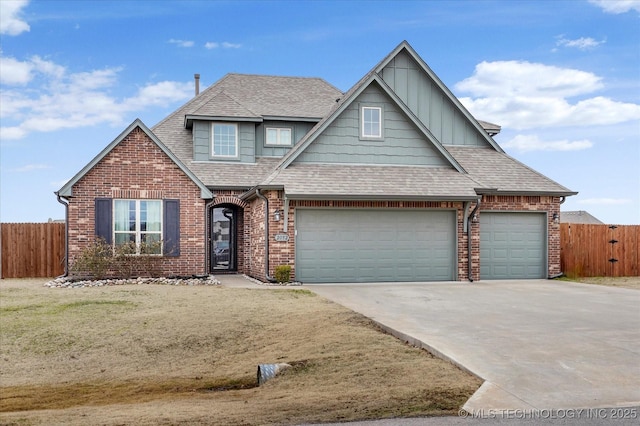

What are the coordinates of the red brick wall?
(479, 195, 561, 279)
(67, 126, 207, 276)
(243, 193, 561, 283)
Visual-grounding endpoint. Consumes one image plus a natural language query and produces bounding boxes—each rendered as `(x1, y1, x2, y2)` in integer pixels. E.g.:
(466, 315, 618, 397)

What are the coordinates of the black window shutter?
(163, 199, 180, 257)
(95, 198, 113, 244)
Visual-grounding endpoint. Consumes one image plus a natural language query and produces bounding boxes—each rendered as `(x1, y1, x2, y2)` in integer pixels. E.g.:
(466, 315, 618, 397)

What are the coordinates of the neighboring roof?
(445, 146, 577, 196)
(477, 120, 501, 136)
(561, 211, 604, 224)
(262, 163, 480, 201)
(57, 119, 213, 199)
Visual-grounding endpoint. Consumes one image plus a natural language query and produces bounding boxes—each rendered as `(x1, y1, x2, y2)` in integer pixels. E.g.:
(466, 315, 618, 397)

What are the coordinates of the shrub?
(69, 238, 112, 279)
(70, 238, 163, 279)
(274, 265, 291, 283)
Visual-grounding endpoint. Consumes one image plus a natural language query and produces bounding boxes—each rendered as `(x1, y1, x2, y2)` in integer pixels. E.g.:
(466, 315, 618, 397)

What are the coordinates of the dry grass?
(560, 276, 640, 290)
(0, 278, 480, 425)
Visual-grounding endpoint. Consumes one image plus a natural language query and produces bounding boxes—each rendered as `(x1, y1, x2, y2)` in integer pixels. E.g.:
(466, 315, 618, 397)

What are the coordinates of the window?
(114, 200, 162, 254)
(212, 123, 237, 157)
(265, 127, 292, 146)
(361, 106, 382, 139)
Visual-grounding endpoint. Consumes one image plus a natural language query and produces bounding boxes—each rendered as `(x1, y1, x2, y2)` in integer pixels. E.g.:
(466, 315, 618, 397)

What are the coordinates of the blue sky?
(1, 0, 639, 224)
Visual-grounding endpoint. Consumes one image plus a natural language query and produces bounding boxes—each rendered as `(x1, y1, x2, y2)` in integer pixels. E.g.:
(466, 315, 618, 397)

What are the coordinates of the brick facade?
(239, 192, 561, 282)
(66, 128, 561, 282)
(68, 126, 207, 277)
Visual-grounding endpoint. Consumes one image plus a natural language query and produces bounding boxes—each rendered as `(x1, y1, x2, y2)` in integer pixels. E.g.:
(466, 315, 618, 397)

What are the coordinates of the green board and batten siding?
(296, 209, 456, 283)
(381, 49, 490, 148)
(480, 212, 547, 279)
(294, 83, 450, 166)
(255, 121, 315, 157)
(192, 121, 256, 162)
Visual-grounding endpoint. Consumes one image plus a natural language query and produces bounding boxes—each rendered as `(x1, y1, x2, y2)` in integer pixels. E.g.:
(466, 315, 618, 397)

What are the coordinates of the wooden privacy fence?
(561, 223, 639, 277)
(1, 223, 65, 279)
(2, 222, 638, 279)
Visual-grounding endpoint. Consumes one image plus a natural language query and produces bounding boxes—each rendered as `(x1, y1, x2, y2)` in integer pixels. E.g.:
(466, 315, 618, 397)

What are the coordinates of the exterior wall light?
(274, 210, 281, 222)
(553, 213, 559, 223)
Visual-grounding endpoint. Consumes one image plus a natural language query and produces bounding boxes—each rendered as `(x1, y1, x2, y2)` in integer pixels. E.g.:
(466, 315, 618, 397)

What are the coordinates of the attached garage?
(480, 212, 547, 279)
(295, 209, 456, 283)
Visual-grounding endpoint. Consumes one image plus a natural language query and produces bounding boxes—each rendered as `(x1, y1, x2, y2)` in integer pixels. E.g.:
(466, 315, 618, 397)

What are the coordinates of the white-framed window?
(211, 123, 238, 157)
(361, 106, 382, 139)
(113, 199, 162, 255)
(265, 127, 292, 146)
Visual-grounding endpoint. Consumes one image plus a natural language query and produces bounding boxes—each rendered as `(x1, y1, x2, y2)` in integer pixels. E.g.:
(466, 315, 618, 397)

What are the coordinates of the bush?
(70, 238, 112, 279)
(274, 265, 291, 283)
(70, 238, 163, 279)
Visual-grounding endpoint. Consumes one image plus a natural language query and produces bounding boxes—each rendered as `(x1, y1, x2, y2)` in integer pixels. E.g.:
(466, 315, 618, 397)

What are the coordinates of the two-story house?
(56, 41, 576, 283)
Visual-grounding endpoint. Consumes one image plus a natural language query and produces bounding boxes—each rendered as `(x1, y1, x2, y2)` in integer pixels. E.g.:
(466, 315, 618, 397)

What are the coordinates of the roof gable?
(377, 41, 504, 152)
(293, 81, 453, 167)
(57, 119, 213, 199)
(278, 74, 465, 172)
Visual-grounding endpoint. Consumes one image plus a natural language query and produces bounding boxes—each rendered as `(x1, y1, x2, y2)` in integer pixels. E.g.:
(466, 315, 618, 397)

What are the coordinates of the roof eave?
(475, 189, 579, 197)
(284, 193, 479, 202)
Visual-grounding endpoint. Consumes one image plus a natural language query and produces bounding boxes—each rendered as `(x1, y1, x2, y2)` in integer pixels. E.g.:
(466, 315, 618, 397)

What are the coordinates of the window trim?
(360, 105, 383, 140)
(265, 127, 293, 147)
(113, 199, 163, 255)
(211, 122, 239, 158)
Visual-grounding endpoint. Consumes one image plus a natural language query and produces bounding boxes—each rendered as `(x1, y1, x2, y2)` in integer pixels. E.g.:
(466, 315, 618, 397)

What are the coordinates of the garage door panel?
(480, 212, 546, 280)
(296, 209, 455, 283)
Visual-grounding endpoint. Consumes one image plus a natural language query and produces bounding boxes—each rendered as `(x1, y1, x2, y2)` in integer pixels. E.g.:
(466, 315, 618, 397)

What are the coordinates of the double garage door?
(296, 209, 456, 283)
(480, 212, 547, 279)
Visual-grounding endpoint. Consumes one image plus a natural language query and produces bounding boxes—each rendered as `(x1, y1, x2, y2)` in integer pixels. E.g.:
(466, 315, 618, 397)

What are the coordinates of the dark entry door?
(211, 207, 236, 272)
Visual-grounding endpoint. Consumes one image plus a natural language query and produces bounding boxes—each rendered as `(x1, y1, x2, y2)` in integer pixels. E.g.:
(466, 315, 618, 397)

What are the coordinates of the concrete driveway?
(307, 280, 640, 412)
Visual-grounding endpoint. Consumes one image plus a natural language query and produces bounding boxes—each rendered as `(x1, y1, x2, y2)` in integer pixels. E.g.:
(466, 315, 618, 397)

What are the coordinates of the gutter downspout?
(255, 189, 277, 283)
(55, 192, 69, 277)
(467, 197, 482, 283)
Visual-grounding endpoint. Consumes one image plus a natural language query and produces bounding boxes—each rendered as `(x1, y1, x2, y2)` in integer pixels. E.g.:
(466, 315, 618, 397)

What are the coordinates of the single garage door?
(480, 212, 546, 279)
(296, 209, 456, 283)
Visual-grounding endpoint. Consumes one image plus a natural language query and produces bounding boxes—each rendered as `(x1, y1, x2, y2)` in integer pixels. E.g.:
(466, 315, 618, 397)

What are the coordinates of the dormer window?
(211, 123, 237, 158)
(361, 106, 382, 139)
(266, 127, 292, 146)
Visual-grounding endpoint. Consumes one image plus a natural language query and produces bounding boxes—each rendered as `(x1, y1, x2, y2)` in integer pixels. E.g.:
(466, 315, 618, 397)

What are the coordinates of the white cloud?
(205, 41, 242, 49)
(0, 0, 30, 35)
(502, 134, 593, 152)
(578, 198, 632, 205)
(556, 36, 605, 50)
(0, 56, 32, 84)
(221, 42, 242, 49)
(456, 61, 640, 130)
(0, 55, 67, 85)
(0, 55, 193, 140)
(11, 163, 50, 172)
(588, 0, 640, 14)
(168, 39, 194, 48)
(456, 61, 603, 98)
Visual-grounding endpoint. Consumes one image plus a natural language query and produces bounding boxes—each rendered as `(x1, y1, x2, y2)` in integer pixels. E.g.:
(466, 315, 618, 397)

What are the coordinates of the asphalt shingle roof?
(264, 163, 480, 200)
(445, 146, 576, 195)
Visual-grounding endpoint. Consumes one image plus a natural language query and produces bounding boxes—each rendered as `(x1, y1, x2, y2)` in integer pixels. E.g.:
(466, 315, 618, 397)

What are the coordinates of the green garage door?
(296, 209, 456, 283)
(480, 212, 546, 279)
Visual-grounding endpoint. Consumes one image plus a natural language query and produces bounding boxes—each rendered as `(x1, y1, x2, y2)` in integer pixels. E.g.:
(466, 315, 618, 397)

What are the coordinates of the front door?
(211, 206, 237, 272)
